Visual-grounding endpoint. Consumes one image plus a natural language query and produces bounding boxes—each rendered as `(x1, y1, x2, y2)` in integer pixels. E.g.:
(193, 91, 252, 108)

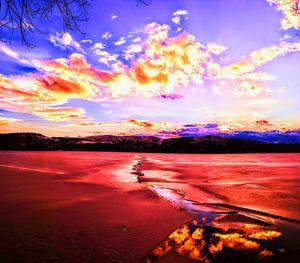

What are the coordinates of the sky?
(0, 0, 300, 138)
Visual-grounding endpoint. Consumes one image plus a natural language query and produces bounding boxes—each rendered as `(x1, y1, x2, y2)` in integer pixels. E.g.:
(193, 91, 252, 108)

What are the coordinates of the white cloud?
(124, 43, 144, 60)
(99, 55, 118, 66)
(132, 37, 142, 43)
(91, 42, 112, 64)
(207, 43, 227, 55)
(81, 39, 93, 44)
(211, 84, 224, 95)
(49, 32, 84, 53)
(110, 13, 118, 20)
(92, 42, 105, 50)
(114, 37, 126, 46)
(173, 10, 189, 16)
(171, 16, 181, 24)
(92, 49, 118, 66)
(0, 43, 29, 64)
(280, 34, 292, 41)
(94, 50, 110, 56)
(102, 32, 113, 40)
(171, 9, 189, 24)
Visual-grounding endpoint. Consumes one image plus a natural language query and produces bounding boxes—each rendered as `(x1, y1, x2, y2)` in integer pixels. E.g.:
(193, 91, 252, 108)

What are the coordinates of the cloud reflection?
(145, 215, 282, 262)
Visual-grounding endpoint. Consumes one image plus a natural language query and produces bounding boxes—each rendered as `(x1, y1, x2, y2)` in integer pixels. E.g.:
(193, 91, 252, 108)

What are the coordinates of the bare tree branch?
(137, 0, 151, 6)
(0, 0, 90, 47)
(0, 0, 152, 47)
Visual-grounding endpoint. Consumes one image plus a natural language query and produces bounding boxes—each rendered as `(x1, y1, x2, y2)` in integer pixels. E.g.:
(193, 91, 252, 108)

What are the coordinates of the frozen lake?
(0, 152, 299, 262)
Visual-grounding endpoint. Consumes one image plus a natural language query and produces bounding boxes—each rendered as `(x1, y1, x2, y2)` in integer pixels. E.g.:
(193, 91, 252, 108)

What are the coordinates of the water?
(0, 152, 299, 262)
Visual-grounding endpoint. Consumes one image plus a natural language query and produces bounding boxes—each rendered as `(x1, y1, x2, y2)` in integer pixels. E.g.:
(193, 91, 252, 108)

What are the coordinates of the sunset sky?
(1, 0, 300, 138)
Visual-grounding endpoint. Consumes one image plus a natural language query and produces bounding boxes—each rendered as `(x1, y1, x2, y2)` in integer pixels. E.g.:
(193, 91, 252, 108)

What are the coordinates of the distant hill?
(0, 133, 300, 153)
(220, 130, 300, 144)
(164, 129, 300, 144)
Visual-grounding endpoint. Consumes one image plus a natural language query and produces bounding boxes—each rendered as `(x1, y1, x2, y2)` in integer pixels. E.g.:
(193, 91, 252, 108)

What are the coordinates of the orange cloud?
(0, 116, 19, 126)
(34, 107, 90, 121)
(78, 119, 172, 129)
(211, 41, 300, 98)
(218, 42, 300, 78)
(260, 249, 275, 258)
(104, 24, 216, 98)
(213, 233, 260, 251)
(248, 231, 281, 240)
(0, 22, 224, 122)
(34, 53, 113, 99)
(141, 27, 208, 82)
(256, 120, 272, 126)
(1, 21, 300, 128)
(127, 119, 155, 128)
(0, 54, 114, 120)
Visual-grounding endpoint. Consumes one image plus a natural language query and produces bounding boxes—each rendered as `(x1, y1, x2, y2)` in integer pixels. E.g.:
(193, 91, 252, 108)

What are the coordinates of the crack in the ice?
(130, 157, 300, 263)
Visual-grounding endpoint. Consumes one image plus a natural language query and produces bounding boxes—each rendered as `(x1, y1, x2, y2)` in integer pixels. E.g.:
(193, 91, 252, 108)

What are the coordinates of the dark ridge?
(0, 133, 300, 153)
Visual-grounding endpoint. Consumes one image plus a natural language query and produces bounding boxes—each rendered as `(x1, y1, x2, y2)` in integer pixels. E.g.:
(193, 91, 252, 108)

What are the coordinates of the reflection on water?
(145, 212, 284, 262)
(133, 157, 300, 262)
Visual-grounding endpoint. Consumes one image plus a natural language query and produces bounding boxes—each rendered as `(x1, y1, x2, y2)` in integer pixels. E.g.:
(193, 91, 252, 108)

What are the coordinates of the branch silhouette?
(0, 0, 152, 47)
(0, 0, 90, 47)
